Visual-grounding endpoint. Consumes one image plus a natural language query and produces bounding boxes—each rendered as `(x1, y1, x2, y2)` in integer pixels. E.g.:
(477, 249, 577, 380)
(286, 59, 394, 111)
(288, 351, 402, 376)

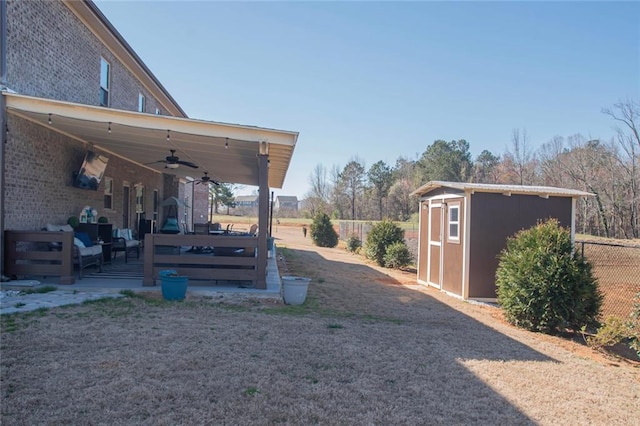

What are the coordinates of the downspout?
(0, 0, 8, 278)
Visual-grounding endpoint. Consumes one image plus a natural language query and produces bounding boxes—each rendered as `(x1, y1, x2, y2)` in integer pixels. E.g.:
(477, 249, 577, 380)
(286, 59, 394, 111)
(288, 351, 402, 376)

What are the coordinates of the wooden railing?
(4, 230, 75, 284)
(143, 234, 265, 288)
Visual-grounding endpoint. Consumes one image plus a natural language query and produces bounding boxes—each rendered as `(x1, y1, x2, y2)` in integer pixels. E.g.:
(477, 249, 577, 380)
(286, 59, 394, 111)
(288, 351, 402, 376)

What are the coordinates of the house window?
(448, 204, 460, 242)
(135, 184, 144, 213)
(155, 108, 160, 115)
(138, 93, 145, 112)
(103, 177, 113, 210)
(100, 57, 110, 107)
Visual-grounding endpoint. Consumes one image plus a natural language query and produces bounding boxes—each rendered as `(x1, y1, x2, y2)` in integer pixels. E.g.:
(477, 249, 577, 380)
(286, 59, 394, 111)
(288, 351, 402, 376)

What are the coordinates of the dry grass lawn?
(1, 225, 638, 425)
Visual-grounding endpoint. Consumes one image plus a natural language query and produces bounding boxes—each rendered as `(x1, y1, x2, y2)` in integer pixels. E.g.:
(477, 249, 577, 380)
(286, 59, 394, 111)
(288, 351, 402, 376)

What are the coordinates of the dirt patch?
(1, 225, 638, 425)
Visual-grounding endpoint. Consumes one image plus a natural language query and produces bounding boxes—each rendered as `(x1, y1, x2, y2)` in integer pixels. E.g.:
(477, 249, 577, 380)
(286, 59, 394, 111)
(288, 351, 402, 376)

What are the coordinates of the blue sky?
(95, 1, 640, 198)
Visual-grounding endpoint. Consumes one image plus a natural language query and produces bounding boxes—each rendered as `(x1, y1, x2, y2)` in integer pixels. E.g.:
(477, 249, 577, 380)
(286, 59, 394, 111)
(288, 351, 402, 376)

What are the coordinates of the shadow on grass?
(274, 246, 557, 423)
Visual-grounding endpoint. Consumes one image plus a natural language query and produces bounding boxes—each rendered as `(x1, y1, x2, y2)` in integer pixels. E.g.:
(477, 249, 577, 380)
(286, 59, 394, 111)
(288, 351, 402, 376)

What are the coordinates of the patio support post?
(256, 146, 269, 289)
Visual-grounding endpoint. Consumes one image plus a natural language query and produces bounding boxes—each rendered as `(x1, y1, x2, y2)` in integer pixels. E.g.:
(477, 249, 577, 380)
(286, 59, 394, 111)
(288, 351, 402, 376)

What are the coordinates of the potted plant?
(159, 269, 188, 301)
(67, 216, 80, 229)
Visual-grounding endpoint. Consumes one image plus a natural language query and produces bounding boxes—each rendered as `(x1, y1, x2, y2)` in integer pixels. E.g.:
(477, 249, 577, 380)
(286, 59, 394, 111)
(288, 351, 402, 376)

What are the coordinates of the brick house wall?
(6, 0, 166, 114)
(3, 0, 182, 231)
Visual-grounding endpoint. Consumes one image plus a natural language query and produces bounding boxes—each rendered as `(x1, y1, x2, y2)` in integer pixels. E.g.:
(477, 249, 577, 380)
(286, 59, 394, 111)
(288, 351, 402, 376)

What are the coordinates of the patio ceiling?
(4, 93, 299, 188)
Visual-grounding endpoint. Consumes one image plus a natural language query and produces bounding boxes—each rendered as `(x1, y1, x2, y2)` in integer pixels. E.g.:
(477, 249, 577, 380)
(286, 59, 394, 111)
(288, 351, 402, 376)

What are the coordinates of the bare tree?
(303, 164, 331, 217)
(307, 163, 330, 203)
(603, 100, 640, 238)
(505, 128, 536, 185)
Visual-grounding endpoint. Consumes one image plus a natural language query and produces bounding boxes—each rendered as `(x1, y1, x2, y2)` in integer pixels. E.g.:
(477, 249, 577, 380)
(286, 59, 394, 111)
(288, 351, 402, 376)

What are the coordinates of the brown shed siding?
(468, 192, 573, 299)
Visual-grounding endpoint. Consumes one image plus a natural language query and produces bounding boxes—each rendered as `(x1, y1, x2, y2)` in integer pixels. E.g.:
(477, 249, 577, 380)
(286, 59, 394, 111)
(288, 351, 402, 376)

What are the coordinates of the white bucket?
(281, 276, 311, 305)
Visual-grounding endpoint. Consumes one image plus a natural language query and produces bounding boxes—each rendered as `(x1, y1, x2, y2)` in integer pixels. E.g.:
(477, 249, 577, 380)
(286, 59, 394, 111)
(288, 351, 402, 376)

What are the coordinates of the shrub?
(310, 213, 338, 248)
(383, 241, 413, 269)
(365, 220, 405, 266)
(67, 216, 80, 229)
(98, 216, 109, 223)
(588, 293, 640, 358)
(496, 219, 602, 334)
(346, 233, 362, 253)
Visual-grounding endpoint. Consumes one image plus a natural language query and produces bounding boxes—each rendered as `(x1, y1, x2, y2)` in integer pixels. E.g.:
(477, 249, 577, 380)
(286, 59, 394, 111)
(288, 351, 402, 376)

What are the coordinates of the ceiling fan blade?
(177, 160, 198, 169)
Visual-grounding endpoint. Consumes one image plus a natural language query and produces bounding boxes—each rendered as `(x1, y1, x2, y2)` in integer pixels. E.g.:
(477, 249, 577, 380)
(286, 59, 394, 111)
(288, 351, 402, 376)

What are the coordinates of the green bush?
(67, 216, 80, 229)
(588, 293, 640, 358)
(365, 220, 405, 266)
(310, 213, 338, 248)
(383, 241, 413, 269)
(496, 219, 602, 334)
(346, 233, 362, 253)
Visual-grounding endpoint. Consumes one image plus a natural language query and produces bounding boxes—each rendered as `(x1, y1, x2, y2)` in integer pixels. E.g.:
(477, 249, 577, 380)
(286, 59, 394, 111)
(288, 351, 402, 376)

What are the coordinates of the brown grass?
(1, 226, 639, 425)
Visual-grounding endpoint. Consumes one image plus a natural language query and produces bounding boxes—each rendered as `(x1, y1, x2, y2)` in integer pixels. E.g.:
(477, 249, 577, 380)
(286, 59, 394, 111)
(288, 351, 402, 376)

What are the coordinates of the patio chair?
(112, 228, 140, 263)
(45, 224, 102, 279)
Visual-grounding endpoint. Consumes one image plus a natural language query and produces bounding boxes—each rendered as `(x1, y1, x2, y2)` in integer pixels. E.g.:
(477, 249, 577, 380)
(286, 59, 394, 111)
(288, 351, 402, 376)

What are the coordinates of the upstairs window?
(100, 58, 110, 107)
(138, 93, 146, 112)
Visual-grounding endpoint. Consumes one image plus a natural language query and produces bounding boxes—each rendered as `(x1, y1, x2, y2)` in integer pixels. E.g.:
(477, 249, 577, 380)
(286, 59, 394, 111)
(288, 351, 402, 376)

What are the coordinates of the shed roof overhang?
(411, 181, 594, 198)
(4, 93, 299, 188)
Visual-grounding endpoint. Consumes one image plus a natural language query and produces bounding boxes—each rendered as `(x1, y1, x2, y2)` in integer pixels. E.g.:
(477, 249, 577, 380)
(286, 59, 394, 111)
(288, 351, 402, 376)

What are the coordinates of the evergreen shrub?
(365, 220, 405, 266)
(383, 241, 413, 269)
(346, 233, 362, 253)
(310, 213, 338, 248)
(496, 219, 602, 334)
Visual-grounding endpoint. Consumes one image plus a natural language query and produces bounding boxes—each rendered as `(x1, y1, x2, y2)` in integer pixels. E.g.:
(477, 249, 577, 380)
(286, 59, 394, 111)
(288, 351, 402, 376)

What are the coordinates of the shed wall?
(468, 192, 573, 299)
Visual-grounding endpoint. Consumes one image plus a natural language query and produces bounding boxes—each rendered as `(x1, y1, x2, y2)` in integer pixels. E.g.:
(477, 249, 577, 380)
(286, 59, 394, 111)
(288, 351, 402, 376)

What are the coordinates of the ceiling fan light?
(166, 163, 179, 169)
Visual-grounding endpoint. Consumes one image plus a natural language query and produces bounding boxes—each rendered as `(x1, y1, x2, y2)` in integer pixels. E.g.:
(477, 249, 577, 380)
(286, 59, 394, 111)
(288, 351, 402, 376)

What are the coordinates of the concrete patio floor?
(1, 248, 284, 314)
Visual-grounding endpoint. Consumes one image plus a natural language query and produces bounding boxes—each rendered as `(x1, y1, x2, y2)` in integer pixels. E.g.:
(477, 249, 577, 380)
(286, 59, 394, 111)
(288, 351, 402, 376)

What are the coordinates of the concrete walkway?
(0, 286, 125, 315)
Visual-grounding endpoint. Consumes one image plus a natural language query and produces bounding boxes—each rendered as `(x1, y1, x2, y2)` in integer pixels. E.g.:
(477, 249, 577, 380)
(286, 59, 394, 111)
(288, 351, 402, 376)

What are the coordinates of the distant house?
(232, 195, 259, 216)
(275, 196, 298, 212)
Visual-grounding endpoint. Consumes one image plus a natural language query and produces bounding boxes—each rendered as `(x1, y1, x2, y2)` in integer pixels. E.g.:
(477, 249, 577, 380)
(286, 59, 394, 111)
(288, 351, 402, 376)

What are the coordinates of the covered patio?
(3, 92, 299, 289)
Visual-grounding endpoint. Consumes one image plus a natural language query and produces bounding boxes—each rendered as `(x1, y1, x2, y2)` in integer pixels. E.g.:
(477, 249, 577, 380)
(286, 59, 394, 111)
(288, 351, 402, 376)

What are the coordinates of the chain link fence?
(578, 240, 640, 320)
(339, 222, 639, 320)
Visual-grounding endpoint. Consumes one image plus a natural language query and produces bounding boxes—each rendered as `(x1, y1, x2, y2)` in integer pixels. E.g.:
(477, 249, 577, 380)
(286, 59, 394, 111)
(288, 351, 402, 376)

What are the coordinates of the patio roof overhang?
(3, 93, 299, 188)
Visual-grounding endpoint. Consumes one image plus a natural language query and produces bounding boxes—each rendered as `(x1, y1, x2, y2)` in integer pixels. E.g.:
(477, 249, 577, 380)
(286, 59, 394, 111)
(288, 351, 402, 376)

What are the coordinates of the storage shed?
(410, 181, 592, 301)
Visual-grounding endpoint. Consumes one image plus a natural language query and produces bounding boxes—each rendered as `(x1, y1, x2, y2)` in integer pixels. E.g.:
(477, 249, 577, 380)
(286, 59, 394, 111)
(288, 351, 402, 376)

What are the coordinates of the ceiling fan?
(147, 149, 198, 169)
(188, 172, 220, 186)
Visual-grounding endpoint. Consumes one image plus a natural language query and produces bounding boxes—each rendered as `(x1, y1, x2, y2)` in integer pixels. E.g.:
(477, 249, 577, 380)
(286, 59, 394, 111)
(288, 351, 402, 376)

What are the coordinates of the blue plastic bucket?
(160, 270, 188, 301)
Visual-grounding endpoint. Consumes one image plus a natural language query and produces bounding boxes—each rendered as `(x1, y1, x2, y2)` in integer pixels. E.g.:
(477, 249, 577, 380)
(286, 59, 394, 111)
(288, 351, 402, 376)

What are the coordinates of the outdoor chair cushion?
(46, 223, 74, 232)
(112, 228, 140, 263)
(74, 231, 94, 247)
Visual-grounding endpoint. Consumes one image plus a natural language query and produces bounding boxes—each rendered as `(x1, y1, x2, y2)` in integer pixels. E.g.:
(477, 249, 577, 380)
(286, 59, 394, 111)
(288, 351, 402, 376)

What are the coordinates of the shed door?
(428, 203, 443, 288)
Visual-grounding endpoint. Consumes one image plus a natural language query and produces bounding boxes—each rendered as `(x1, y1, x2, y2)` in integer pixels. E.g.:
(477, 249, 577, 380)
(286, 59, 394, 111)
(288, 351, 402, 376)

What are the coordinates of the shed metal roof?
(411, 181, 593, 198)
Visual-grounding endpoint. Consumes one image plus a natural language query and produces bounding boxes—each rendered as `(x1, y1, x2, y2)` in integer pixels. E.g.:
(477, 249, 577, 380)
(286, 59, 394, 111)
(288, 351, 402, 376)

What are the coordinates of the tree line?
(302, 100, 640, 240)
